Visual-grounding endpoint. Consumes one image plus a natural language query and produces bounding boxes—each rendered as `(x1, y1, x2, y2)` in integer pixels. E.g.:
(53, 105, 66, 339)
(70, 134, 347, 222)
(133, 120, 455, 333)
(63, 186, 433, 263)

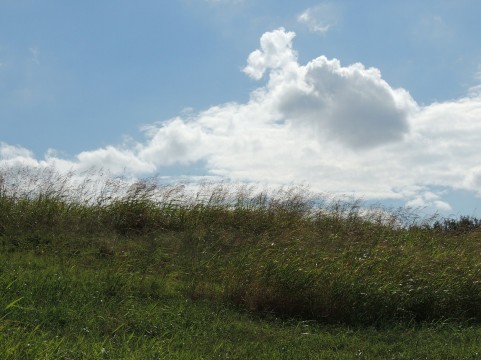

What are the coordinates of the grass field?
(1, 167, 481, 359)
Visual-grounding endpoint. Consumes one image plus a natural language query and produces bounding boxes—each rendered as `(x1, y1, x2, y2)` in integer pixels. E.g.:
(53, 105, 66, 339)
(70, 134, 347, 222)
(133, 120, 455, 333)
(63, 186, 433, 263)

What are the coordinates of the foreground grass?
(2, 238, 481, 359)
(2, 167, 481, 358)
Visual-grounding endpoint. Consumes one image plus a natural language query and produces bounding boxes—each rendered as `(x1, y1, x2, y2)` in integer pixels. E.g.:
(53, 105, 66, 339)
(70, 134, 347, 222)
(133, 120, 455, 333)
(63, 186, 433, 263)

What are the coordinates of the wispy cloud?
(406, 191, 452, 212)
(297, 4, 338, 34)
(469, 65, 481, 96)
(3, 28, 481, 213)
(414, 15, 453, 45)
(29, 46, 40, 65)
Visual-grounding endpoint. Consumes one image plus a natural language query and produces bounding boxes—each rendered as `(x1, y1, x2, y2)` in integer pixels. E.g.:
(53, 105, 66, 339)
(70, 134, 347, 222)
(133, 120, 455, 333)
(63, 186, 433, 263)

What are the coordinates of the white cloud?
(3, 28, 481, 214)
(244, 28, 416, 149)
(29, 46, 40, 65)
(278, 56, 416, 149)
(414, 15, 453, 45)
(0, 142, 34, 160)
(476, 65, 481, 81)
(406, 191, 452, 213)
(468, 65, 481, 96)
(0, 142, 54, 169)
(76, 146, 156, 174)
(297, 4, 338, 34)
(243, 28, 297, 80)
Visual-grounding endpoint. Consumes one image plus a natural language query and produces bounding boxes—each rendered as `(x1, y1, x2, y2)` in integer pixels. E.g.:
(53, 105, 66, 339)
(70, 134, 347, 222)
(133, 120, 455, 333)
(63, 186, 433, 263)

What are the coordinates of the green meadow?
(1, 167, 481, 359)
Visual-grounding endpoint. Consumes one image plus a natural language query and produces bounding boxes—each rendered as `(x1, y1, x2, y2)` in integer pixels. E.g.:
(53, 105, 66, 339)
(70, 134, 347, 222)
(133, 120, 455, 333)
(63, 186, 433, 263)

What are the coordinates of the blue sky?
(2, 0, 481, 216)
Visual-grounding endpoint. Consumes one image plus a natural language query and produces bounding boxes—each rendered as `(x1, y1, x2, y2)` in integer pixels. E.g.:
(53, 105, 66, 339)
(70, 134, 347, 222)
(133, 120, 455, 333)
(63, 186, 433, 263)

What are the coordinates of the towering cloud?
(242, 28, 417, 149)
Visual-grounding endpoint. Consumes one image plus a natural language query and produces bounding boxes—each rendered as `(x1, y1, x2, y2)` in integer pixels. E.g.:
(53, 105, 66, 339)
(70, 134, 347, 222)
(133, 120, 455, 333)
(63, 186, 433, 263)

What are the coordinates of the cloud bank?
(2, 28, 481, 212)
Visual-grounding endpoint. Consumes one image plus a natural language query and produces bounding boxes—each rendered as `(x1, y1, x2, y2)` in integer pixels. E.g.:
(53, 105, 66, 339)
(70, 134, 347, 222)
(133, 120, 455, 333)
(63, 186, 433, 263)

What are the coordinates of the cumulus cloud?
(279, 56, 416, 148)
(3, 28, 481, 213)
(243, 28, 297, 80)
(243, 28, 416, 149)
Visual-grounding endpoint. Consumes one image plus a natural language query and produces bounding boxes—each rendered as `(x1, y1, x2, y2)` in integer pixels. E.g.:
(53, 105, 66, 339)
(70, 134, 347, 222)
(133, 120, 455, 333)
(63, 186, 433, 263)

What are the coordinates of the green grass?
(1, 166, 481, 358)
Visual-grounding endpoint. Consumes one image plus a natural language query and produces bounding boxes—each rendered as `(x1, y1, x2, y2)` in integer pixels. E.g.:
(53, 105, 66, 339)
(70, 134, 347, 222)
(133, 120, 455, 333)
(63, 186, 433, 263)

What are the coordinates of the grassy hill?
(1, 167, 481, 358)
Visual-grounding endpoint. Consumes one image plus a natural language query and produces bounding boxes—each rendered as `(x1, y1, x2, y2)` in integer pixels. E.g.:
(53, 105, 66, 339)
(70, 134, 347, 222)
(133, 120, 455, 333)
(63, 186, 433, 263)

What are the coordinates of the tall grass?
(1, 165, 481, 326)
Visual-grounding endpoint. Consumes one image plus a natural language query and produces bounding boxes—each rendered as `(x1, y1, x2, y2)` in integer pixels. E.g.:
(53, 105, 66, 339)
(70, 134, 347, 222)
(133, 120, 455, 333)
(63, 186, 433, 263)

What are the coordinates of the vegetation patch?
(1, 166, 481, 358)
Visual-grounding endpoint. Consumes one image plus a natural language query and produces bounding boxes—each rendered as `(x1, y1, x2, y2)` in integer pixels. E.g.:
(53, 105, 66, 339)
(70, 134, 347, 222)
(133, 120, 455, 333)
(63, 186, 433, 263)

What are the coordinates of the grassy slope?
(3, 235, 481, 359)
(1, 169, 481, 358)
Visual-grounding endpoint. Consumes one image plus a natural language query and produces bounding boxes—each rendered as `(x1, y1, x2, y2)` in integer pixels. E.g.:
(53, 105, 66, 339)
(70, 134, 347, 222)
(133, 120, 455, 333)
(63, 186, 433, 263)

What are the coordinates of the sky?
(2, 0, 481, 216)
